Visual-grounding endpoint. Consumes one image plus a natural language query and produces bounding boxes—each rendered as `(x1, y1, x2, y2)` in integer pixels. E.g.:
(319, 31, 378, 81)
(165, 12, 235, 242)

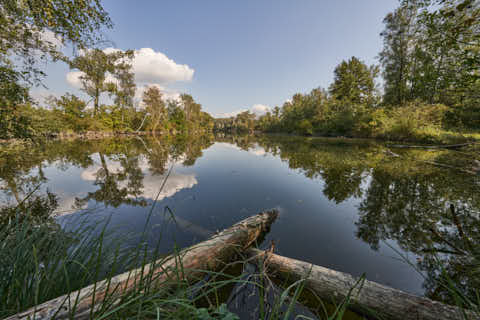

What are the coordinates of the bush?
(372, 102, 454, 143)
(297, 119, 313, 135)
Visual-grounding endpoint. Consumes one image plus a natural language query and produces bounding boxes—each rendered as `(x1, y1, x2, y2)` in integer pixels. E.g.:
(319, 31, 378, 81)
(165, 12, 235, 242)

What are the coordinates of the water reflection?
(0, 134, 479, 303)
(0, 135, 213, 213)
(255, 135, 480, 302)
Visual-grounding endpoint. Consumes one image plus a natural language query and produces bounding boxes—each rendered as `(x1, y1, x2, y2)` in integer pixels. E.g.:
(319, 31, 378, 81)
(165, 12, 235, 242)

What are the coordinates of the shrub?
(297, 119, 313, 135)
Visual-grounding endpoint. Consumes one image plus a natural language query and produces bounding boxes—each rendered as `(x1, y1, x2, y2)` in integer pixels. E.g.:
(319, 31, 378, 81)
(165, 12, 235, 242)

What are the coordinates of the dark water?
(1, 134, 479, 306)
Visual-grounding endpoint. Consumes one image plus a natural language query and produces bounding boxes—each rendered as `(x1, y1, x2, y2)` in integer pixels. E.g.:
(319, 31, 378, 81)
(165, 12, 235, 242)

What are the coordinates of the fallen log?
(384, 148, 479, 175)
(246, 248, 479, 320)
(389, 142, 476, 150)
(6, 211, 278, 320)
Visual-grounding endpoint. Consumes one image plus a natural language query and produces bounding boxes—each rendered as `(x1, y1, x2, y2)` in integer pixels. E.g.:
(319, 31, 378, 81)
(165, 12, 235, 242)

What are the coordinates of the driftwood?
(384, 149, 479, 175)
(389, 142, 477, 150)
(246, 248, 479, 320)
(6, 211, 278, 320)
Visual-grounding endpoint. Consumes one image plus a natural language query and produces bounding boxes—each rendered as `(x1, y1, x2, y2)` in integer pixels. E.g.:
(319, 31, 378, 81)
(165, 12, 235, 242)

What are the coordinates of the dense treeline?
(2, 49, 214, 139)
(13, 89, 215, 138)
(0, 1, 213, 140)
(253, 0, 479, 143)
(1, 0, 478, 143)
(213, 111, 256, 134)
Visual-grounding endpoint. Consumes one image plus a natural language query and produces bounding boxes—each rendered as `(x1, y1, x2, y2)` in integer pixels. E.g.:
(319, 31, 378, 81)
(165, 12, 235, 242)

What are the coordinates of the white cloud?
(132, 48, 194, 84)
(66, 47, 194, 86)
(215, 110, 244, 118)
(249, 145, 267, 157)
(39, 29, 64, 50)
(66, 71, 84, 89)
(66, 48, 193, 106)
(251, 104, 271, 116)
(81, 155, 197, 202)
(215, 104, 271, 118)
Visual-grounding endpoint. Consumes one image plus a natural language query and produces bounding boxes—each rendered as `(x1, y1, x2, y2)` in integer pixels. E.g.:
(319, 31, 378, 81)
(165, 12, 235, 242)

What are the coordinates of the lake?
(1, 134, 478, 308)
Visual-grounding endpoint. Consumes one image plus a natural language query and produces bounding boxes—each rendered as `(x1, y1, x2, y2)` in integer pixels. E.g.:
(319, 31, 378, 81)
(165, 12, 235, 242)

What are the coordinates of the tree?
(167, 100, 186, 132)
(329, 56, 379, 106)
(70, 49, 130, 116)
(142, 86, 166, 134)
(0, 0, 112, 84)
(181, 94, 201, 127)
(52, 93, 88, 131)
(0, 0, 112, 138)
(111, 51, 136, 124)
(235, 111, 256, 133)
(380, 0, 479, 115)
(0, 68, 31, 139)
(379, 2, 419, 106)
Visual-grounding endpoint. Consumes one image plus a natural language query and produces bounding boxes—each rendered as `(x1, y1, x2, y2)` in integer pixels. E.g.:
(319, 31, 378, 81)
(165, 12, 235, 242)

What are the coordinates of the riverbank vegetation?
(1, 1, 478, 145)
(216, 0, 480, 144)
(0, 1, 213, 141)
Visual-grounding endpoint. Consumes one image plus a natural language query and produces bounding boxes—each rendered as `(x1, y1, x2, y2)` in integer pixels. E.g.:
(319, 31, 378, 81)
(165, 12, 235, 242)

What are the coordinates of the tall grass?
(0, 201, 323, 319)
(2, 196, 478, 319)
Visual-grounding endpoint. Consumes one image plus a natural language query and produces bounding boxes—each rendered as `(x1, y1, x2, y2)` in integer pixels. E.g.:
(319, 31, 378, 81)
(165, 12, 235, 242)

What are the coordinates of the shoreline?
(1, 129, 479, 147)
(0, 131, 161, 145)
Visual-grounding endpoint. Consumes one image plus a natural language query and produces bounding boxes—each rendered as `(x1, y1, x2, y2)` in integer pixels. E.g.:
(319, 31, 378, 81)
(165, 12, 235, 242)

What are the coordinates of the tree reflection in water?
(1, 134, 479, 304)
(255, 135, 480, 303)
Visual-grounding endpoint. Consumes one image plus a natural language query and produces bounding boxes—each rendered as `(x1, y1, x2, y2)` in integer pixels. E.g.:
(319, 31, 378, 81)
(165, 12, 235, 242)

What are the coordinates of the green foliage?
(253, 17, 479, 143)
(0, 68, 32, 139)
(0, 191, 58, 228)
(70, 49, 134, 115)
(214, 111, 256, 134)
(298, 119, 313, 136)
(256, 84, 471, 143)
(167, 100, 187, 133)
(329, 56, 379, 106)
(0, 0, 112, 139)
(195, 304, 239, 320)
(0, 0, 112, 83)
(50, 93, 89, 132)
(379, 0, 480, 128)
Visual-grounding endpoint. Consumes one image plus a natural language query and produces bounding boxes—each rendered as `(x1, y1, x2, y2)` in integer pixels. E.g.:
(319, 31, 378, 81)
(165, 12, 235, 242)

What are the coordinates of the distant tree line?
(1, 0, 478, 143)
(213, 111, 256, 134)
(252, 0, 479, 143)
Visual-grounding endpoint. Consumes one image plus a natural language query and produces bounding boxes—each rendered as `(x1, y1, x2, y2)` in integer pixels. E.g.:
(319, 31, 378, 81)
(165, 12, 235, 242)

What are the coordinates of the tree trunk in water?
(246, 248, 477, 320)
(6, 211, 278, 320)
(94, 87, 99, 116)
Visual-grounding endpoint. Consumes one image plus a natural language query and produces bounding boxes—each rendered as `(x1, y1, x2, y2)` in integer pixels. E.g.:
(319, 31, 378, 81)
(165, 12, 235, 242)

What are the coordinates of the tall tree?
(70, 49, 129, 115)
(380, 0, 479, 112)
(142, 86, 166, 134)
(379, 2, 419, 105)
(111, 51, 136, 125)
(52, 93, 88, 131)
(180, 94, 201, 128)
(329, 56, 379, 105)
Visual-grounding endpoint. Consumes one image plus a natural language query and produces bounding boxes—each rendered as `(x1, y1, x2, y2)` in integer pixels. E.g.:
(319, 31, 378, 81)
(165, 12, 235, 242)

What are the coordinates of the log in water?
(247, 248, 478, 320)
(6, 211, 278, 320)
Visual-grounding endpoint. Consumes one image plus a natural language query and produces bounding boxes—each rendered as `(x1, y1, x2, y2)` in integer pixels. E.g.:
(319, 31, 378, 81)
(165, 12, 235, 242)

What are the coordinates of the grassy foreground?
(0, 197, 479, 319)
(0, 201, 351, 320)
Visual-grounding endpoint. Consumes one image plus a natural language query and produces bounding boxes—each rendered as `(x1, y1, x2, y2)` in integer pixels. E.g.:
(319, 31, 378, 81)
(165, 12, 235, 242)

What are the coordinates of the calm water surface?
(1, 134, 479, 305)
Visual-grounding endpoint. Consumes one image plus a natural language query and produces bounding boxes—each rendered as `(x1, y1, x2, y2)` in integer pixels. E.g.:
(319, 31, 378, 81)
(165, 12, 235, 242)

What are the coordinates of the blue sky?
(36, 0, 399, 117)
